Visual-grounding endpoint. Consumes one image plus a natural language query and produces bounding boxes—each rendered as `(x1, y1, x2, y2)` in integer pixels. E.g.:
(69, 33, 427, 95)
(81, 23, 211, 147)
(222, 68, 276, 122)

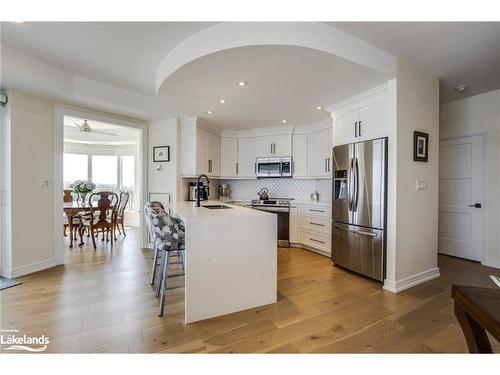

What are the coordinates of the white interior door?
(438, 135, 483, 261)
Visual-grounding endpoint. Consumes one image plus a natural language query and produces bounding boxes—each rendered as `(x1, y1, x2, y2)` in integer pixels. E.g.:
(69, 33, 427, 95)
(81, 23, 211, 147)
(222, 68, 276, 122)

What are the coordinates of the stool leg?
(178, 249, 185, 272)
(150, 242, 158, 285)
(155, 249, 165, 297)
(158, 251, 171, 317)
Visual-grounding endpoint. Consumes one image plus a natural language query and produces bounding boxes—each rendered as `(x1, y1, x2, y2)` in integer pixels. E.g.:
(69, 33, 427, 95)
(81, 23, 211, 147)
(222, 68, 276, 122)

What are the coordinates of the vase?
(80, 193, 88, 205)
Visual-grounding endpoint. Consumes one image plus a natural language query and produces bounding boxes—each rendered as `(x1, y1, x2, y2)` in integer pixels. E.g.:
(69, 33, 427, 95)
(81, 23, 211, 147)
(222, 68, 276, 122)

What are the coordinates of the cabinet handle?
(359, 121, 362, 137)
(271, 143, 273, 154)
(254, 162, 257, 174)
(310, 209, 325, 213)
(236, 162, 238, 175)
(325, 158, 328, 172)
(309, 222, 325, 227)
(355, 121, 358, 137)
(327, 158, 330, 172)
(310, 238, 325, 244)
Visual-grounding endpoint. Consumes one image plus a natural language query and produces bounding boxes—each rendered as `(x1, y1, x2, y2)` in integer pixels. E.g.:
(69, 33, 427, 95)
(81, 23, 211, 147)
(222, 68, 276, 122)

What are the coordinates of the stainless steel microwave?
(256, 157, 292, 178)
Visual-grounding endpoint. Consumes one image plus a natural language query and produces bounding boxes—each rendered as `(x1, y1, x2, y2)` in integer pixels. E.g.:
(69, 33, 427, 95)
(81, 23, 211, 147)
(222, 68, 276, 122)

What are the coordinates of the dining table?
(64, 201, 115, 247)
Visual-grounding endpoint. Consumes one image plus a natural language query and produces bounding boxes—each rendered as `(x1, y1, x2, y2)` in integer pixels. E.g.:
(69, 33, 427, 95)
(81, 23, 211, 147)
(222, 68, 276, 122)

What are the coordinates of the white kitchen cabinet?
(255, 135, 292, 157)
(289, 204, 299, 243)
(238, 137, 257, 178)
(292, 134, 308, 178)
(206, 131, 220, 177)
(195, 127, 208, 175)
(220, 137, 239, 178)
(298, 203, 331, 255)
(331, 85, 389, 146)
(308, 127, 332, 178)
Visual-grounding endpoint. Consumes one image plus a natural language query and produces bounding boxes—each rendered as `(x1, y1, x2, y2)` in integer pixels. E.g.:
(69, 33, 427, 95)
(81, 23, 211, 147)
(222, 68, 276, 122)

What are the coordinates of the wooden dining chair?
(78, 191, 118, 249)
(115, 191, 130, 237)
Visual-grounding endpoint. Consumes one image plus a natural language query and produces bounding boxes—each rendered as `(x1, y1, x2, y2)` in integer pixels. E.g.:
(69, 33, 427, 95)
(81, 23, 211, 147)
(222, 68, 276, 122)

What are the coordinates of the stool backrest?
(150, 211, 183, 251)
(144, 203, 165, 240)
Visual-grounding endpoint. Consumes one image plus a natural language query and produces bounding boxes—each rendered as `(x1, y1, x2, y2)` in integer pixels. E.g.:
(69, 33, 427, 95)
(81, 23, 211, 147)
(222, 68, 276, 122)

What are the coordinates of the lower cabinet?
(290, 203, 332, 256)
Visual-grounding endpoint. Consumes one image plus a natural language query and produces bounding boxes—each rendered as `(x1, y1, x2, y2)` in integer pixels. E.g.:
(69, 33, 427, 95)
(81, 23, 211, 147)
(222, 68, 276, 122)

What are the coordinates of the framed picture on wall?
(153, 146, 170, 162)
(413, 131, 429, 162)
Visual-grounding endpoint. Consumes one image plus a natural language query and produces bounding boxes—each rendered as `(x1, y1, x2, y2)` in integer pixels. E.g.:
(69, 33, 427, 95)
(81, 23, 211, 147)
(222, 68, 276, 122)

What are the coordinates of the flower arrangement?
(70, 180, 96, 194)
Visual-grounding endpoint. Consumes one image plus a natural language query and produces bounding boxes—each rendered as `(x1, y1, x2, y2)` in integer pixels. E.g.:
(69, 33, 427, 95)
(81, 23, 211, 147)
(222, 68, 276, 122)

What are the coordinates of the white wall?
(440, 89, 500, 268)
(384, 59, 440, 292)
(1, 89, 57, 277)
(148, 118, 180, 203)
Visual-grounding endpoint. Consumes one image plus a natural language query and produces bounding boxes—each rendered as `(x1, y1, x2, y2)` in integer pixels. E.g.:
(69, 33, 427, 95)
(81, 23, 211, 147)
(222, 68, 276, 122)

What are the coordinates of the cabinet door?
(196, 128, 208, 175)
(358, 101, 388, 141)
(289, 204, 299, 243)
(273, 134, 292, 156)
(308, 128, 330, 177)
(206, 132, 220, 177)
(292, 134, 308, 178)
(220, 137, 238, 178)
(238, 138, 257, 178)
(333, 109, 359, 146)
(255, 136, 273, 157)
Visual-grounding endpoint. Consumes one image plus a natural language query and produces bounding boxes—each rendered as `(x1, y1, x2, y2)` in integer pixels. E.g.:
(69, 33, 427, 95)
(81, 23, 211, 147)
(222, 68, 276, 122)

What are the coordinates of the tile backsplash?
(180, 177, 332, 201)
(220, 178, 332, 201)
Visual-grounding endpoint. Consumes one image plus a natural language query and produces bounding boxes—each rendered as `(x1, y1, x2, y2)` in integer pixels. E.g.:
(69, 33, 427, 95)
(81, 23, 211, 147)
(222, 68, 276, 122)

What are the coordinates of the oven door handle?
(252, 206, 290, 213)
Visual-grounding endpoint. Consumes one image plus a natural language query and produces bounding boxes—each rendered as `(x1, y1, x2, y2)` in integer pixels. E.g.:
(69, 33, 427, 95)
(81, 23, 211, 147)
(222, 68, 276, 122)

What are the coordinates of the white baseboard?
(482, 257, 500, 269)
(383, 267, 440, 293)
(5, 258, 58, 279)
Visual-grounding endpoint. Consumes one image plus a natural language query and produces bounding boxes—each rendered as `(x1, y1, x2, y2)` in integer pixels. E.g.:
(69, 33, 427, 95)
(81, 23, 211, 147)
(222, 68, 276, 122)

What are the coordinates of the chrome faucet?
(196, 174, 210, 207)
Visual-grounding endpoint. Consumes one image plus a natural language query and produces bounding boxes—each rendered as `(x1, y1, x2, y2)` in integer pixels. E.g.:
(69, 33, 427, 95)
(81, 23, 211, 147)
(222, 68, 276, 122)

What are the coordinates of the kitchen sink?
(202, 204, 233, 210)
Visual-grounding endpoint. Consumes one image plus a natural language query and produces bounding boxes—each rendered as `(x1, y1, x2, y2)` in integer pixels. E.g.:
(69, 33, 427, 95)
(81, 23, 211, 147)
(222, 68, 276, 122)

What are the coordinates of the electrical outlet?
(416, 180, 427, 191)
(40, 179, 49, 187)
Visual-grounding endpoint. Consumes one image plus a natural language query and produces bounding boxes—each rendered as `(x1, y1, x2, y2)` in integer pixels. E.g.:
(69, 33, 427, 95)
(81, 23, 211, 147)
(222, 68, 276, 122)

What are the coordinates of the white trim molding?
(383, 267, 441, 293)
(482, 257, 500, 269)
(6, 258, 59, 279)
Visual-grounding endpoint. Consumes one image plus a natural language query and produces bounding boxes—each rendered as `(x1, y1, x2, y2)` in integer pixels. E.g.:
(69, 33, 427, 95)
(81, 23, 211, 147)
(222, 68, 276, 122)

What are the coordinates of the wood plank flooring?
(1, 227, 499, 353)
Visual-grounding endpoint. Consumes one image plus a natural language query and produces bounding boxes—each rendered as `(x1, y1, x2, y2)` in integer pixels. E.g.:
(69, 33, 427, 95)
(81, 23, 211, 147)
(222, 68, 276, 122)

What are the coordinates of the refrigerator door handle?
(333, 224, 377, 238)
(354, 157, 359, 211)
(348, 158, 354, 211)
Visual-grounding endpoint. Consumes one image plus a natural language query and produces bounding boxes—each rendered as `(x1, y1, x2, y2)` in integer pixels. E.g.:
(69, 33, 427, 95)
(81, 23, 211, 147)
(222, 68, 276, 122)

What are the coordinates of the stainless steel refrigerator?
(331, 137, 387, 281)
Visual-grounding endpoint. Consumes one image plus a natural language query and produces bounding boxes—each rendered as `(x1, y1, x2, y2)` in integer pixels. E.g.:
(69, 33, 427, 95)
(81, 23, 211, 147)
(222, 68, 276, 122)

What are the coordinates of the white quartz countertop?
(167, 200, 272, 221)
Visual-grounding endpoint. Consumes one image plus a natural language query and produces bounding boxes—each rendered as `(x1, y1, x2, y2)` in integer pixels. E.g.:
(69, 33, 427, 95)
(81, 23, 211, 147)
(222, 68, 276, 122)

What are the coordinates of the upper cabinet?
(308, 127, 333, 179)
(220, 137, 238, 178)
(329, 84, 390, 147)
(292, 134, 308, 178)
(255, 135, 292, 158)
(180, 119, 221, 178)
(238, 138, 257, 178)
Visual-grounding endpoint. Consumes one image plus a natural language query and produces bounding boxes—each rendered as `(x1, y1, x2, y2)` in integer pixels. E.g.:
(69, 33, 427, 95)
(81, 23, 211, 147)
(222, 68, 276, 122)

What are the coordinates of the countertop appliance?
(251, 198, 293, 247)
(218, 184, 231, 201)
(256, 157, 292, 178)
(331, 137, 387, 281)
(187, 181, 208, 202)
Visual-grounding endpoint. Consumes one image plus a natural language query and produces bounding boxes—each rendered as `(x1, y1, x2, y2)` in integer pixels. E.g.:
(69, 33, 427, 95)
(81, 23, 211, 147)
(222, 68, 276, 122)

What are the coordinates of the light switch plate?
(416, 180, 427, 191)
(39, 179, 49, 187)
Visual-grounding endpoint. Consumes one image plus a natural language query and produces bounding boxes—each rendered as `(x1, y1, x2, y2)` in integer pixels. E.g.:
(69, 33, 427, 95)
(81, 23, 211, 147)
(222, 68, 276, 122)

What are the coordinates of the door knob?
(468, 203, 482, 208)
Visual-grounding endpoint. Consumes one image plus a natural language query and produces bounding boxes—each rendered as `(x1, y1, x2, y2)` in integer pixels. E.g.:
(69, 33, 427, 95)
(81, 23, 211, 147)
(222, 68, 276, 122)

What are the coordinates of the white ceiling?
(329, 22, 500, 102)
(3, 22, 500, 128)
(64, 116, 140, 145)
(157, 45, 389, 129)
(1, 22, 215, 95)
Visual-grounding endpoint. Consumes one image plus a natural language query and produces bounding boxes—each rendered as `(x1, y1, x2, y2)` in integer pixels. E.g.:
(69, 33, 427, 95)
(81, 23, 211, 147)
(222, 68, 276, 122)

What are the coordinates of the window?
(121, 155, 135, 188)
(91, 155, 118, 187)
(63, 153, 88, 186)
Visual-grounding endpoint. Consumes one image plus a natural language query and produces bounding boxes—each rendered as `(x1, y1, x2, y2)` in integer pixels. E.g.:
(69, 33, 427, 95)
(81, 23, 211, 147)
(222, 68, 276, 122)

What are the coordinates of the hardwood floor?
(1, 227, 498, 353)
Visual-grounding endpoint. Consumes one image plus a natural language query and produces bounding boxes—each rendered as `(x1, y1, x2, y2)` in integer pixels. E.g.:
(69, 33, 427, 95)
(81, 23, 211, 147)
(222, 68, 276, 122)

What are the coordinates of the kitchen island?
(167, 200, 277, 323)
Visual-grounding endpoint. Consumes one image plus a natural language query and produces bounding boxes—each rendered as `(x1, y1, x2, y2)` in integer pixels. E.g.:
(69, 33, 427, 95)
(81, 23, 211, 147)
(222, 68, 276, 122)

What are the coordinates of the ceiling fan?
(72, 120, 118, 136)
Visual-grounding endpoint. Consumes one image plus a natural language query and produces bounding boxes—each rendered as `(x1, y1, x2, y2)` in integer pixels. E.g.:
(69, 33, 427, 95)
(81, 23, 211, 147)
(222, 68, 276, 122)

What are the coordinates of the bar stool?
(144, 202, 185, 287)
(150, 211, 186, 316)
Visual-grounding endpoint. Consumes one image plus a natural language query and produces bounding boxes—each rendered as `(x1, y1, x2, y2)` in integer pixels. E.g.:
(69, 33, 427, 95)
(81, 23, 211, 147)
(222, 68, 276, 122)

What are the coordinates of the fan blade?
(73, 122, 83, 129)
(91, 129, 118, 136)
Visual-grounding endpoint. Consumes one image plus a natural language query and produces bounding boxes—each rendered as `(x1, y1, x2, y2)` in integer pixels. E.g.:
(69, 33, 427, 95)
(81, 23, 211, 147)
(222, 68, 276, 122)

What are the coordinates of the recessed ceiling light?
(219, 99, 227, 104)
(207, 110, 214, 115)
(281, 119, 287, 123)
(316, 105, 323, 110)
(237, 81, 248, 87)
(455, 84, 468, 93)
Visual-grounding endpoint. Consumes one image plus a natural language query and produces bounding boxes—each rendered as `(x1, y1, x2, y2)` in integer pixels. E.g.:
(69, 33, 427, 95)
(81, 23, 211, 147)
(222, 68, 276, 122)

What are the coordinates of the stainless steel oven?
(256, 157, 292, 178)
(251, 198, 292, 247)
